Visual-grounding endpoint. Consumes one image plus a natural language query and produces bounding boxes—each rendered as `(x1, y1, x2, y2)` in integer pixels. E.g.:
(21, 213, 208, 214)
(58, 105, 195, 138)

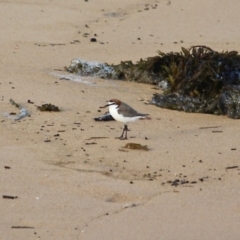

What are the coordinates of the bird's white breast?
(108, 104, 141, 124)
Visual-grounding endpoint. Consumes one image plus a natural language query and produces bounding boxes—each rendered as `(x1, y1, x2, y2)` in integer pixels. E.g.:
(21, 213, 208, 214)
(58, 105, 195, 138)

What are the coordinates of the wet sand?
(1, 0, 240, 239)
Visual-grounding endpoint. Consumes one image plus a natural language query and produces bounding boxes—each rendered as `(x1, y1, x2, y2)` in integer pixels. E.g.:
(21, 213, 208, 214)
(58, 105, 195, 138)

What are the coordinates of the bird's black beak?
(99, 101, 114, 109)
(99, 104, 108, 108)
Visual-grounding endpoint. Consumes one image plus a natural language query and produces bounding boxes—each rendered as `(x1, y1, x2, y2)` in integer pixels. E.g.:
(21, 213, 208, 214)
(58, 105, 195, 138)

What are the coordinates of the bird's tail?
(139, 115, 151, 120)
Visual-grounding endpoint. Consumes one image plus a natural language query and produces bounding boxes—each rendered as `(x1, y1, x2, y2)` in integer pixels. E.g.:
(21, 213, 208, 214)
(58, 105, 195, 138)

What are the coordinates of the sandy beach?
(1, 0, 240, 239)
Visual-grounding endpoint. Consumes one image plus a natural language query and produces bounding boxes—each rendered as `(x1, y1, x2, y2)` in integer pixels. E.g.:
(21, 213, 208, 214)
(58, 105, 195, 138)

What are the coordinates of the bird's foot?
(116, 136, 128, 140)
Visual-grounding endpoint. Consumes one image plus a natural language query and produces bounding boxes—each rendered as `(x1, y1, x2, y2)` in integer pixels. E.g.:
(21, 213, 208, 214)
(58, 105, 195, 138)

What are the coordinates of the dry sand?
(1, 0, 240, 239)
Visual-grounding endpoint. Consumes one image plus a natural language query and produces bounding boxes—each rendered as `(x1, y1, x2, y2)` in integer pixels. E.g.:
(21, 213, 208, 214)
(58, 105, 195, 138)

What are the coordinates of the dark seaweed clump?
(150, 46, 240, 118)
(67, 45, 240, 119)
(37, 103, 60, 112)
(115, 45, 240, 118)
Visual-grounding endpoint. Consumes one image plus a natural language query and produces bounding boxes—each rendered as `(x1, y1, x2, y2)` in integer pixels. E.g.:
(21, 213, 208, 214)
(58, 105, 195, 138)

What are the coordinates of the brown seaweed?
(9, 98, 20, 108)
(123, 143, 149, 151)
(37, 103, 60, 112)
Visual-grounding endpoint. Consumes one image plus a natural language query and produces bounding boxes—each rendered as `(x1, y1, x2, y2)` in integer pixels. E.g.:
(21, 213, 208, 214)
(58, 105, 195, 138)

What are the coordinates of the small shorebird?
(100, 99, 150, 139)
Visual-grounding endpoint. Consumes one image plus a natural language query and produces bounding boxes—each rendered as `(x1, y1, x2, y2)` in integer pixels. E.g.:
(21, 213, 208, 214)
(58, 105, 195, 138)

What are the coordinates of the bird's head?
(100, 99, 121, 109)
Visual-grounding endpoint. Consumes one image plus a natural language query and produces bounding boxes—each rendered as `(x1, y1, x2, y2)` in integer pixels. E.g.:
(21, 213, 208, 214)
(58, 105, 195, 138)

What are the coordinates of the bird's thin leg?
(124, 125, 129, 139)
(118, 124, 129, 140)
(119, 127, 125, 139)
